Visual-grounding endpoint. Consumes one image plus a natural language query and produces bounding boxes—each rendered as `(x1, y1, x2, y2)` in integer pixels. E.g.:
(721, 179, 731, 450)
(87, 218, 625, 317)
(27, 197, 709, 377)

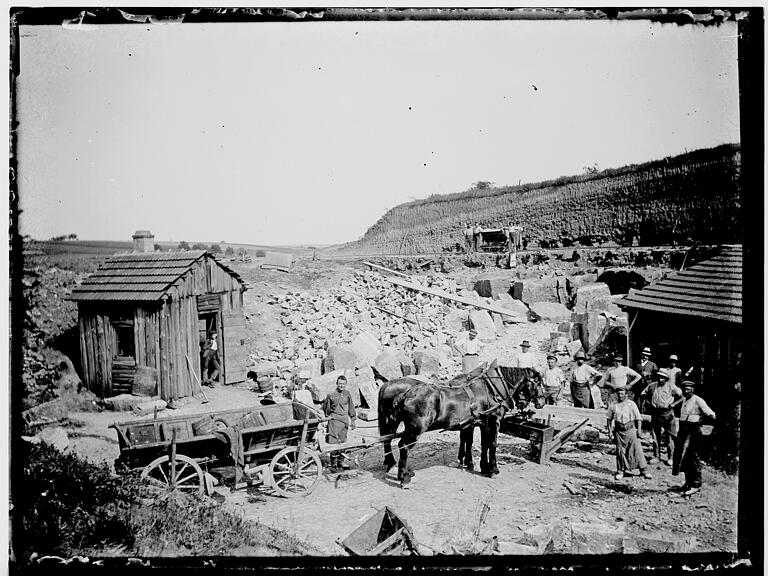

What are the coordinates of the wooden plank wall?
(77, 306, 115, 398)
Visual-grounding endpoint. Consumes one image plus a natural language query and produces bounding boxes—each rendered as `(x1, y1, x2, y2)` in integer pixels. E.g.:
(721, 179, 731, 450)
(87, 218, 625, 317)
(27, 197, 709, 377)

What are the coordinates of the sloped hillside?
(345, 144, 741, 254)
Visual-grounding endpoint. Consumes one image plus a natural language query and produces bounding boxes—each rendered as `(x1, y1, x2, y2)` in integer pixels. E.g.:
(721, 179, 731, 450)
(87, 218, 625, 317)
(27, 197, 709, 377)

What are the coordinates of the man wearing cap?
(455, 328, 484, 374)
(570, 351, 602, 408)
(323, 375, 357, 471)
(541, 354, 566, 405)
(641, 368, 682, 465)
(515, 340, 536, 369)
(602, 355, 642, 408)
(607, 386, 652, 480)
(667, 355, 682, 387)
(635, 347, 658, 410)
(672, 381, 716, 496)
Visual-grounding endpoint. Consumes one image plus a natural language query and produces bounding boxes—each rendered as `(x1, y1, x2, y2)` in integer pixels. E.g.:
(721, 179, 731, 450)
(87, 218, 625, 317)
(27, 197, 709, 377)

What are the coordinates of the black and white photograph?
(8, 7, 761, 571)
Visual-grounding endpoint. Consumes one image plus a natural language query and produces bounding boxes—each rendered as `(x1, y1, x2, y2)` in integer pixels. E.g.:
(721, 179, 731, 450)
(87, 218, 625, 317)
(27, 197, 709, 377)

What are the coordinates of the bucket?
(133, 366, 158, 397)
(192, 416, 216, 436)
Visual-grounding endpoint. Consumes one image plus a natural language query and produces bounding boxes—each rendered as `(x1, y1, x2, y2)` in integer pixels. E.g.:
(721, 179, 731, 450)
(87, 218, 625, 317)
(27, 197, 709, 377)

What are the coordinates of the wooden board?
(222, 309, 248, 384)
(385, 277, 525, 321)
(533, 405, 651, 429)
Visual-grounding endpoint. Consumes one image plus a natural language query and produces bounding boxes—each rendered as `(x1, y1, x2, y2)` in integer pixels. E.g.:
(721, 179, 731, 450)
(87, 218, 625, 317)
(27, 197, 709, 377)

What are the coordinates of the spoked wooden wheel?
(268, 446, 322, 498)
(141, 454, 206, 495)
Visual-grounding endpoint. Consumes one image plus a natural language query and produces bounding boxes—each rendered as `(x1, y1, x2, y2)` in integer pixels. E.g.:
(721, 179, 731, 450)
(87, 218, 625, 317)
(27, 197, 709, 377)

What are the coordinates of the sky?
(16, 18, 740, 246)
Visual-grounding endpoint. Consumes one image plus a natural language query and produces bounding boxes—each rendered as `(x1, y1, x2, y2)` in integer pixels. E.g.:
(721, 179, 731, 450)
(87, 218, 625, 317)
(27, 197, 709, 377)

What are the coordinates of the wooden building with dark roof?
(68, 234, 249, 401)
(617, 244, 742, 397)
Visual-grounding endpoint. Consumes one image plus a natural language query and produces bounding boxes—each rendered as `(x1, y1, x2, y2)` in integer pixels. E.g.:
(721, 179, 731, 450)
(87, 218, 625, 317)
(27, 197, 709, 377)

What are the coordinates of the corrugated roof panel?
(617, 245, 742, 324)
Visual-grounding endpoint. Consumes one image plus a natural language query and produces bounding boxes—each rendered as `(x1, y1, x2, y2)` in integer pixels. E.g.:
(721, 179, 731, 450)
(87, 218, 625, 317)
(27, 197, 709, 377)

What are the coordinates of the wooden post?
(295, 412, 310, 475)
(169, 431, 177, 489)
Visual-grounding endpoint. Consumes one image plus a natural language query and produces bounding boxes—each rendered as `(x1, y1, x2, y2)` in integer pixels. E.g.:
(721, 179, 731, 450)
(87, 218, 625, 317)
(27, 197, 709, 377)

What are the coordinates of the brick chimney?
(132, 230, 155, 253)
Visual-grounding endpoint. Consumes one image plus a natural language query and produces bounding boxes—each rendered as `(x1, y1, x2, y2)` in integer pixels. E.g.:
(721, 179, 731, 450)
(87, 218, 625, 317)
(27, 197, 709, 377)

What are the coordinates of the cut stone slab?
(572, 283, 613, 315)
(22, 390, 100, 425)
(571, 522, 626, 554)
(495, 294, 529, 320)
(413, 349, 440, 377)
(494, 542, 539, 555)
(305, 369, 361, 404)
(443, 309, 470, 334)
(468, 310, 497, 342)
(350, 331, 383, 366)
(512, 277, 561, 304)
(530, 302, 572, 323)
(566, 339, 585, 357)
(105, 394, 154, 412)
(624, 532, 698, 554)
(133, 398, 168, 416)
(571, 311, 608, 351)
(254, 361, 279, 379)
(519, 523, 554, 554)
(374, 348, 411, 381)
(473, 276, 513, 299)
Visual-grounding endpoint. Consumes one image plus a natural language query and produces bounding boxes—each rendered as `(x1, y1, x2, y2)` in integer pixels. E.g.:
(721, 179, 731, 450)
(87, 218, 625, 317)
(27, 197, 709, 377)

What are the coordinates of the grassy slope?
(343, 143, 741, 254)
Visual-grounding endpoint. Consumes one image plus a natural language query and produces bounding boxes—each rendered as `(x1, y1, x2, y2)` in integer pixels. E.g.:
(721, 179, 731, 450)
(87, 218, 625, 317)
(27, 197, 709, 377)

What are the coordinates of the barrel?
(133, 366, 158, 397)
(257, 376, 274, 394)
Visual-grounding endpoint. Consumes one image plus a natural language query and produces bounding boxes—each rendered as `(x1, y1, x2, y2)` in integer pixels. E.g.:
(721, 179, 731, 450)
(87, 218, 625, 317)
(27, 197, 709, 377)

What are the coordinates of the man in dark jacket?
(323, 375, 356, 470)
(635, 346, 658, 410)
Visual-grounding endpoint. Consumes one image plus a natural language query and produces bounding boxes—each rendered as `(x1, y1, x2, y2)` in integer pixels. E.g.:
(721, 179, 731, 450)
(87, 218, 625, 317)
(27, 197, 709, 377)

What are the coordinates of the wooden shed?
(617, 244, 742, 400)
(69, 249, 249, 401)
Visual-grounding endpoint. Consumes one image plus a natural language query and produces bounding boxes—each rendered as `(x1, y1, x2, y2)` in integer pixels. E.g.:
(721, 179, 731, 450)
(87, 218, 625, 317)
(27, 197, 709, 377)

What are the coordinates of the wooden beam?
(362, 261, 412, 279)
(384, 276, 525, 321)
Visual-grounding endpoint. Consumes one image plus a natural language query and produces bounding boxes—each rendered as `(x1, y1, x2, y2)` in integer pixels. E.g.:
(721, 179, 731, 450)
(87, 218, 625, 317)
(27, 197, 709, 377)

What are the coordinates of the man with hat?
(641, 368, 682, 465)
(602, 355, 642, 408)
(570, 350, 602, 408)
(635, 347, 658, 410)
(667, 354, 682, 387)
(607, 385, 652, 480)
(541, 353, 566, 405)
(463, 221, 475, 254)
(454, 328, 484, 374)
(515, 340, 535, 369)
(672, 380, 716, 496)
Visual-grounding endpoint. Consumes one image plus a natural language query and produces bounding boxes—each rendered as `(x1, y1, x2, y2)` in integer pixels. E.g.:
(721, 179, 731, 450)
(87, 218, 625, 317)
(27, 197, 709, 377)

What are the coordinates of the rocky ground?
(20, 250, 739, 557)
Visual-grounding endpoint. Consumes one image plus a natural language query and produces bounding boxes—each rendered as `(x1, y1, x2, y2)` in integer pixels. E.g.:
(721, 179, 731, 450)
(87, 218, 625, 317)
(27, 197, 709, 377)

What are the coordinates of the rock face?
(530, 302, 572, 323)
(468, 310, 497, 341)
(413, 349, 440, 377)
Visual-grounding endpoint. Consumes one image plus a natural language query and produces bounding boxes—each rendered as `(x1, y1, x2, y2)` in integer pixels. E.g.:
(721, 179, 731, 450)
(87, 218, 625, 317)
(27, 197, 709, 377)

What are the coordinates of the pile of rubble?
(247, 270, 524, 405)
(246, 266, 632, 409)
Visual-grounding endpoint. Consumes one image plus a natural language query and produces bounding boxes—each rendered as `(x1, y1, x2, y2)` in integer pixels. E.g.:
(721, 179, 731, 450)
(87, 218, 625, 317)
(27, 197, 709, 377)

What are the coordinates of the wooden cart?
(111, 400, 326, 498)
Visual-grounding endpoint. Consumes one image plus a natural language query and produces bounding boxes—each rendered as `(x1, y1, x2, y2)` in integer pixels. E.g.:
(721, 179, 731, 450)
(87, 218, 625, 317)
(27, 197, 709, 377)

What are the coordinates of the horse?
(456, 366, 545, 471)
(377, 375, 431, 470)
(390, 361, 541, 486)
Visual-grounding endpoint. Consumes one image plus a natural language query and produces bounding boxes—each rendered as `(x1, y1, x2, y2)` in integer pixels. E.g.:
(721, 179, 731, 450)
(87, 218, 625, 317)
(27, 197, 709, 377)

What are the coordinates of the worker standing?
(570, 351, 601, 408)
(607, 386, 653, 480)
(541, 354, 566, 405)
(515, 340, 535, 369)
(635, 346, 658, 411)
(602, 355, 642, 408)
(672, 381, 716, 496)
(641, 368, 682, 465)
(323, 375, 357, 471)
(463, 221, 475, 254)
(454, 328, 484, 374)
(473, 222, 483, 253)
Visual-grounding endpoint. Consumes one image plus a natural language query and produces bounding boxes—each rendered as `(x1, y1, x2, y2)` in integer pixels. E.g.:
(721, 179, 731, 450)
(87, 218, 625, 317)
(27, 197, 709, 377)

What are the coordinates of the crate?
(339, 506, 418, 556)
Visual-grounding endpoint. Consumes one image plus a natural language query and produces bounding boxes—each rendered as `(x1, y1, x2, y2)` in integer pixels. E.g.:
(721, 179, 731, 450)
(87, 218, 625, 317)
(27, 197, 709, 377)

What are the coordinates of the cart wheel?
(141, 454, 206, 495)
(269, 446, 322, 498)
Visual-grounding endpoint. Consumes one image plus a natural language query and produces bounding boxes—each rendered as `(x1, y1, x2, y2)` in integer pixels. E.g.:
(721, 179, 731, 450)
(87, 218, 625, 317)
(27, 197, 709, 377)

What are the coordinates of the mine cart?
(477, 228, 509, 253)
(111, 400, 326, 498)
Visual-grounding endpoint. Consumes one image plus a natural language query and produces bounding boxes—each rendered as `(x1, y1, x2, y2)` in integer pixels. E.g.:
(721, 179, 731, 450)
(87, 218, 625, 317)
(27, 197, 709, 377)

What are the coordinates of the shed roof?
(69, 251, 246, 302)
(617, 244, 741, 324)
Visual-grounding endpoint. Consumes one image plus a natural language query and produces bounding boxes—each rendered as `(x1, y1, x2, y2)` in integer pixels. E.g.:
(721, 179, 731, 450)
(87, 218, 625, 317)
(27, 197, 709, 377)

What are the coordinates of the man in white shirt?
(515, 340, 535, 369)
(541, 354, 566, 405)
(454, 329, 484, 374)
(672, 380, 716, 496)
(607, 386, 652, 480)
(570, 350, 602, 408)
(641, 368, 682, 465)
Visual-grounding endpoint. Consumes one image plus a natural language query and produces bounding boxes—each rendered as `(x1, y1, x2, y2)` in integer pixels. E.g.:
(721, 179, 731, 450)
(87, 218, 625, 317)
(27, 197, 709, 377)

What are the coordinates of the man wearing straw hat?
(570, 350, 602, 408)
(641, 368, 682, 465)
(635, 346, 658, 410)
(515, 340, 535, 369)
(667, 354, 682, 387)
(454, 328, 484, 374)
(607, 385, 652, 480)
(672, 380, 716, 496)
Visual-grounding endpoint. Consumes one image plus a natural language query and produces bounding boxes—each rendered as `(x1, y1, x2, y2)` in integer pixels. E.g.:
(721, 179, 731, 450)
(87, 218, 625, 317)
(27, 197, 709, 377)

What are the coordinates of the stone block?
(105, 394, 148, 412)
(276, 359, 294, 373)
(571, 312, 608, 351)
(305, 369, 360, 404)
(491, 313, 505, 332)
(133, 398, 168, 416)
(570, 522, 626, 554)
(375, 348, 409, 380)
(549, 335, 569, 354)
(298, 358, 323, 379)
(469, 310, 497, 342)
(512, 277, 560, 304)
(624, 532, 698, 554)
(519, 523, 554, 554)
(350, 331, 382, 366)
(494, 541, 539, 555)
(473, 276, 513, 298)
(324, 345, 367, 373)
(25, 426, 70, 453)
(413, 349, 441, 377)
(572, 283, 613, 315)
(530, 302, 572, 323)
(566, 339, 585, 357)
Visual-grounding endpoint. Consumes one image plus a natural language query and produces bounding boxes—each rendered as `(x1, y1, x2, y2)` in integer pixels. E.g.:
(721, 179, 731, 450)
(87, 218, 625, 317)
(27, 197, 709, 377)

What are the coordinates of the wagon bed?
(111, 400, 327, 497)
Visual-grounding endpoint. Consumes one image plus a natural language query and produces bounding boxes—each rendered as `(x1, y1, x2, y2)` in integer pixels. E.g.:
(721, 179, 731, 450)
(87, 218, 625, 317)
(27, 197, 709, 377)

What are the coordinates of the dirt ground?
(62, 255, 738, 556)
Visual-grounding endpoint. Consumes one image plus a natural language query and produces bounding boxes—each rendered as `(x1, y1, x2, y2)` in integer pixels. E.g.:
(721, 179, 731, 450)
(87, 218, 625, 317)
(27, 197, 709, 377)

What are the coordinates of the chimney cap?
(132, 230, 153, 238)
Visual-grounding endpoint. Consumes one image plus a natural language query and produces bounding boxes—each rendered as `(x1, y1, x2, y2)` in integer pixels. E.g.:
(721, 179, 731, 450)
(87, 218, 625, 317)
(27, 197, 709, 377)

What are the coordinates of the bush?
(224, 246, 235, 256)
(177, 241, 190, 251)
(209, 244, 221, 254)
(191, 243, 207, 250)
(254, 249, 266, 258)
